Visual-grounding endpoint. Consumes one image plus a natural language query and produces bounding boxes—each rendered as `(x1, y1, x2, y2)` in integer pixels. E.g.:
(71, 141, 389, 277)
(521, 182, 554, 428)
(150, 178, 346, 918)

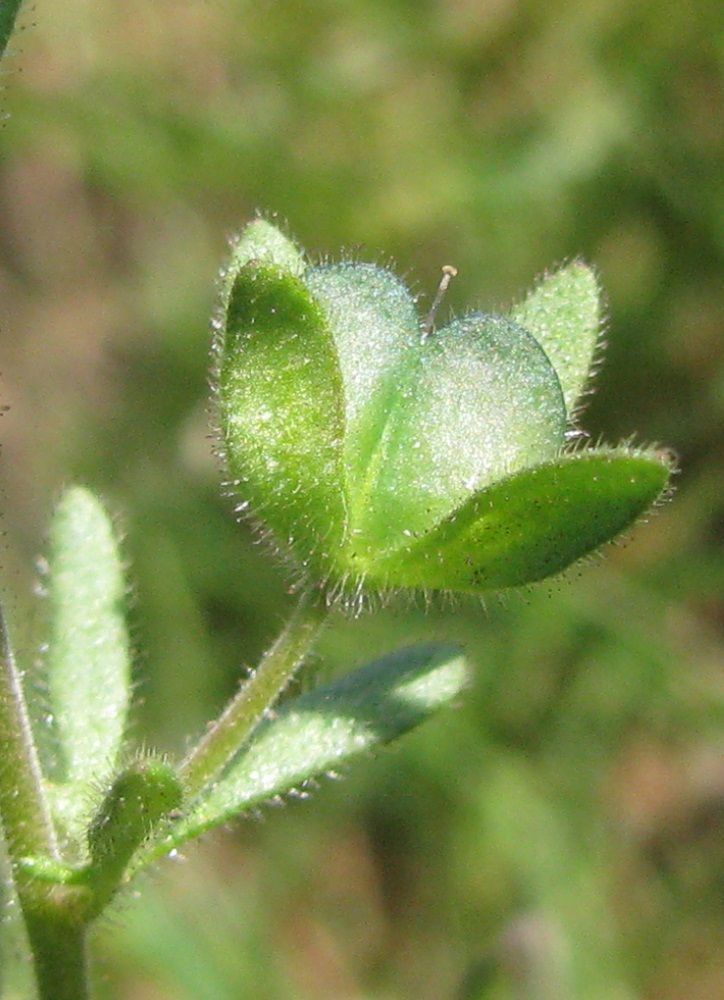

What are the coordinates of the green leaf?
(509, 261, 600, 416)
(345, 314, 566, 565)
(44, 488, 131, 830)
(377, 448, 671, 592)
(166, 643, 468, 845)
(217, 263, 347, 575)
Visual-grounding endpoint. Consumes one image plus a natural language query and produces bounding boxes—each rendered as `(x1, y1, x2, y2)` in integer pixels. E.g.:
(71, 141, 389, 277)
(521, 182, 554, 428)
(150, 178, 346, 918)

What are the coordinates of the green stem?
(0, 600, 58, 864)
(0, 12, 94, 997)
(0, 599, 93, 998)
(0, 0, 24, 65)
(24, 909, 91, 1000)
(180, 586, 331, 797)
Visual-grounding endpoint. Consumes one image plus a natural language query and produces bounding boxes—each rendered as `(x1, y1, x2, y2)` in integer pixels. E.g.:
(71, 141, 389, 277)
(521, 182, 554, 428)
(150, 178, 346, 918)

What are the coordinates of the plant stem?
(0, 599, 93, 999)
(180, 585, 331, 797)
(0, 599, 58, 864)
(23, 909, 91, 1000)
(0, 12, 95, 999)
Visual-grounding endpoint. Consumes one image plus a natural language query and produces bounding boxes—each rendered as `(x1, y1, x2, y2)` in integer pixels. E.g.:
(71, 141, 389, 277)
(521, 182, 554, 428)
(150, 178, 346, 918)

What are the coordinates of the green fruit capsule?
(214, 219, 672, 599)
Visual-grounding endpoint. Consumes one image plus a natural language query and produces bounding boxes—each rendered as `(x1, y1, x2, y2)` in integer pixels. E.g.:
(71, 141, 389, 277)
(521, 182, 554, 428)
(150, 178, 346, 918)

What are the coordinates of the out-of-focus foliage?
(0, 1, 721, 998)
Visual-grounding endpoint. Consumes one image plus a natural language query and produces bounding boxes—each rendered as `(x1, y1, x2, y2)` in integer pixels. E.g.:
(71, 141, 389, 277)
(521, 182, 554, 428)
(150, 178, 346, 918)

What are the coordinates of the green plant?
(0, 214, 670, 999)
(0, 7, 674, 1000)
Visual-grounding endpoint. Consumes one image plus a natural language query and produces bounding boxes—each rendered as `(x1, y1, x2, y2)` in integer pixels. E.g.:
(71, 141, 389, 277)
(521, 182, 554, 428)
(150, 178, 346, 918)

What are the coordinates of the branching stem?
(0, 596, 92, 1000)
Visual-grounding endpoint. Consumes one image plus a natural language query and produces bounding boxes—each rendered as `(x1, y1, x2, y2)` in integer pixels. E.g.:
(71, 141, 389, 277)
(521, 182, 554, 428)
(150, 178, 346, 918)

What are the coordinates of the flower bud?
(214, 219, 671, 599)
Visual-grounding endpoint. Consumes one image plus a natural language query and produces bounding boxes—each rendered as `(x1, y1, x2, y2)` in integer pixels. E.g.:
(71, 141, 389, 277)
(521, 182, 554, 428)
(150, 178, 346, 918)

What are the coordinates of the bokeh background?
(0, 0, 722, 997)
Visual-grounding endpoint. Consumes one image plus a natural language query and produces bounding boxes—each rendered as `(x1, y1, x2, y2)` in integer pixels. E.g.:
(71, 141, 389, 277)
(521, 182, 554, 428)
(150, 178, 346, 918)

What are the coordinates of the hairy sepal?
(217, 262, 347, 579)
(509, 261, 601, 417)
(368, 448, 672, 593)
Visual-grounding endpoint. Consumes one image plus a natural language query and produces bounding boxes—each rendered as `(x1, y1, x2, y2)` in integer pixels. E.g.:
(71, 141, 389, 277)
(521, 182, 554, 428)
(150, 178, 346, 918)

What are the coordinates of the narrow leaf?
(45, 488, 131, 797)
(167, 643, 468, 846)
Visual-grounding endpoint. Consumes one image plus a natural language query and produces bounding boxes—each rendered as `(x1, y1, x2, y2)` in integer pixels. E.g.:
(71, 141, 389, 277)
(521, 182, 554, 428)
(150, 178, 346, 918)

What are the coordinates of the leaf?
(44, 488, 131, 832)
(376, 448, 671, 592)
(166, 643, 468, 846)
(509, 261, 601, 417)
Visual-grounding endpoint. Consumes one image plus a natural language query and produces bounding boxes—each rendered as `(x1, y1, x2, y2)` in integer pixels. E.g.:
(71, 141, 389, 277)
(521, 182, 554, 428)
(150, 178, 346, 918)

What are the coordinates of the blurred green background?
(0, 0, 722, 997)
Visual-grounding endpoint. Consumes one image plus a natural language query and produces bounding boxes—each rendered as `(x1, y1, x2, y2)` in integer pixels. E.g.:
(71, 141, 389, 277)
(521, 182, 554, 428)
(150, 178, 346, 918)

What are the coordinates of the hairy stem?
(0, 599, 57, 865)
(0, 599, 93, 999)
(24, 909, 91, 1000)
(180, 586, 331, 797)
